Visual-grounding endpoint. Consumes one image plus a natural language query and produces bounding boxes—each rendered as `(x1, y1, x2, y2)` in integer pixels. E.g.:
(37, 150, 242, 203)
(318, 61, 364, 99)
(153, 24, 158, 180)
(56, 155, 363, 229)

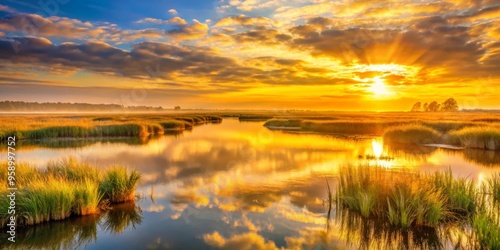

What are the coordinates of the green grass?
(430, 170, 477, 214)
(99, 167, 141, 203)
(335, 165, 500, 247)
(335, 166, 483, 230)
(0, 159, 141, 226)
(487, 173, 500, 203)
(473, 211, 500, 249)
(0, 114, 226, 141)
(448, 126, 500, 150)
(383, 124, 442, 144)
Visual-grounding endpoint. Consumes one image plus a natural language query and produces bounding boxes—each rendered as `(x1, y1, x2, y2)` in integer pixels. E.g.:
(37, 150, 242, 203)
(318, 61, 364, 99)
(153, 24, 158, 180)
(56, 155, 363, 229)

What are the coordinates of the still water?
(2, 119, 499, 249)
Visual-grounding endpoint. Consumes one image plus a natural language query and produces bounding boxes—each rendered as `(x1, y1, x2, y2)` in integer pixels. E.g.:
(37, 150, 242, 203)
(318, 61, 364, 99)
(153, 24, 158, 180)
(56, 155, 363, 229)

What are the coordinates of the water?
(1, 118, 499, 249)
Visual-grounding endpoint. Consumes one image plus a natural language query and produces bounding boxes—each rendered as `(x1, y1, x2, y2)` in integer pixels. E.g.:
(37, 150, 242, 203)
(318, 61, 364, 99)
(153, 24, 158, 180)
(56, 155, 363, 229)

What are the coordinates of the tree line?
(0, 101, 167, 112)
(410, 98, 459, 112)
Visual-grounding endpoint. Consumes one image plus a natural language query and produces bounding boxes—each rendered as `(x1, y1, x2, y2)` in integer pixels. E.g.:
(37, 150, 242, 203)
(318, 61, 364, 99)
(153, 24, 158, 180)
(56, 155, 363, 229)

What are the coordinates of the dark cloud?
(165, 22, 208, 40)
(231, 26, 292, 45)
(0, 36, 356, 87)
(284, 16, 497, 79)
(0, 14, 102, 39)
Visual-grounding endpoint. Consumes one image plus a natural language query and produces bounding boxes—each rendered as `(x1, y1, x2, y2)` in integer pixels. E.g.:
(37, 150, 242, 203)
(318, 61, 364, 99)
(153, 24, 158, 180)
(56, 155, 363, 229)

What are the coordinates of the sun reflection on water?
(371, 139, 384, 158)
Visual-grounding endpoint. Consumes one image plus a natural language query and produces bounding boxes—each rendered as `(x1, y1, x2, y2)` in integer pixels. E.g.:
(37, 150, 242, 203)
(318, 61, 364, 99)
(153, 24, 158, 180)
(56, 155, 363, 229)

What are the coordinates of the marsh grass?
(448, 126, 500, 150)
(0, 159, 140, 226)
(430, 170, 477, 214)
(486, 173, 500, 203)
(99, 167, 141, 203)
(302, 121, 406, 135)
(473, 211, 500, 249)
(336, 166, 484, 230)
(264, 119, 302, 128)
(336, 165, 500, 248)
(383, 124, 442, 144)
(159, 120, 189, 131)
(0, 114, 224, 141)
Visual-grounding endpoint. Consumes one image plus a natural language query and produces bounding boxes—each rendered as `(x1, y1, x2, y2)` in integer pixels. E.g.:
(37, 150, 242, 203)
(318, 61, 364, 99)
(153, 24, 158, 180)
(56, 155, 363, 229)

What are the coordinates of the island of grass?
(334, 165, 500, 249)
(0, 114, 223, 141)
(0, 158, 141, 226)
(263, 113, 500, 151)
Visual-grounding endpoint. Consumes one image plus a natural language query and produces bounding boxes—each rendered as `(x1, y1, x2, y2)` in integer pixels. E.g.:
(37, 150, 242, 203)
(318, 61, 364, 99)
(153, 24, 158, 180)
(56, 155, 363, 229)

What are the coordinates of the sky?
(0, 0, 499, 111)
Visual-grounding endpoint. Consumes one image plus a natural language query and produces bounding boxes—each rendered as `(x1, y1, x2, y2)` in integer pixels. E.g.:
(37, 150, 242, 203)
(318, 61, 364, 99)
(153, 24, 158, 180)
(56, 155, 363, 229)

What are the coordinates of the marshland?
(1, 111, 500, 249)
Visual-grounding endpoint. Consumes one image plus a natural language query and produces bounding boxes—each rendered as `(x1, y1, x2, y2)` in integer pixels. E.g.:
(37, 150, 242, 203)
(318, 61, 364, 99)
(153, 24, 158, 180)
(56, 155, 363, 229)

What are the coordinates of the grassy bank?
(262, 116, 500, 150)
(449, 126, 500, 150)
(383, 124, 442, 144)
(0, 114, 223, 141)
(263, 119, 302, 128)
(0, 158, 141, 226)
(335, 165, 500, 248)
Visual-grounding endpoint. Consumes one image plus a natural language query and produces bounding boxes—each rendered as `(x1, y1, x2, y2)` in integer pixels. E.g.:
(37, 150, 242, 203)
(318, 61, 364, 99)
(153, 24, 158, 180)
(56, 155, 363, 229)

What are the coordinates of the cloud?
(0, 4, 15, 13)
(0, 14, 104, 39)
(168, 9, 179, 16)
(166, 22, 209, 40)
(0, 14, 179, 44)
(203, 232, 280, 250)
(220, 0, 284, 12)
(215, 15, 280, 27)
(135, 17, 187, 26)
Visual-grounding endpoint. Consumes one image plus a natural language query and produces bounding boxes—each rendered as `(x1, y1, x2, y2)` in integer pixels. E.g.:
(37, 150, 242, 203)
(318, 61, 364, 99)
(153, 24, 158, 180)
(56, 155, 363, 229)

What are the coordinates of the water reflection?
(2, 119, 499, 249)
(0, 202, 142, 250)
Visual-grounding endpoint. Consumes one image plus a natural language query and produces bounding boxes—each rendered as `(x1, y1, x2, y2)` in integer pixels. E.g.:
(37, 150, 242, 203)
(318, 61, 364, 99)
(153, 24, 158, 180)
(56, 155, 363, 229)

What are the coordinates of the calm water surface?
(2, 119, 499, 249)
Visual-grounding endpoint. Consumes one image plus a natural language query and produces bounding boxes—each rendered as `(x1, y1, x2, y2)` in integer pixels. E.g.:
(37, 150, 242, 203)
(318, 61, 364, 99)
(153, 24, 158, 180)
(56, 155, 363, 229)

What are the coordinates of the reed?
(263, 119, 302, 128)
(0, 159, 140, 226)
(383, 124, 442, 144)
(473, 211, 500, 249)
(448, 126, 500, 150)
(430, 170, 477, 214)
(336, 166, 479, 230)
(301, 121, 407, 135)
(159, 120, 188, 131)
(99, 167, 141, 203)
(487, 173, 500, 203)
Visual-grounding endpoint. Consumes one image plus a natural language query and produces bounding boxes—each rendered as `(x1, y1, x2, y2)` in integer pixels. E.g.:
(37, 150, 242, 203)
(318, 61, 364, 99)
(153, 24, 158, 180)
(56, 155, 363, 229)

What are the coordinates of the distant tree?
(174, 106, 181, 111)
(441, 98, 459, 112)
(423, 103, 429, 112)
(410, 102, 422, 112)
(428, 101, 440, 112)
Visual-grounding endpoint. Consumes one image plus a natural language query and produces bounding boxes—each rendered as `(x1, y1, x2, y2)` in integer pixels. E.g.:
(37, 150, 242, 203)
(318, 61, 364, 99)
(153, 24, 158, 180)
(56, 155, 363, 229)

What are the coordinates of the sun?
(369, 76, 391, 97)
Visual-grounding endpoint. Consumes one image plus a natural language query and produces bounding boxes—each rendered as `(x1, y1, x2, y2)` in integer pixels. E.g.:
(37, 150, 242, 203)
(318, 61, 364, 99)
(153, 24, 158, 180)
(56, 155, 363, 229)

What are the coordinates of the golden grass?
(0, 158, 140, 226)
(448, 126, 500, 150)
(0, 114, 223, 140)
(383, 124, 442, 144)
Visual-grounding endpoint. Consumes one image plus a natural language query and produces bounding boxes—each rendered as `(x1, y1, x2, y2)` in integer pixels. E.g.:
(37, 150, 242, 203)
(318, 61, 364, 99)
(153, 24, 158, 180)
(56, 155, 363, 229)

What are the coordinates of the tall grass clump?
(99, 167, 141, 203)
(383, 124, 441, 144)
(0, 159, 141, 226)
(473, 211, 500, 249)
(90, 124, 149, 137)
(73, 179, 102, 216)
(448, 126, 500, 150)
(430, 170, 477, 215)
(302, 121, 406, 135)
(159, 120, 187, 131)
(336, 166, 447, 229)
(26, 126, 89, 139)
(487, 173, 500, 203)
(263, 119, 302, 128)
